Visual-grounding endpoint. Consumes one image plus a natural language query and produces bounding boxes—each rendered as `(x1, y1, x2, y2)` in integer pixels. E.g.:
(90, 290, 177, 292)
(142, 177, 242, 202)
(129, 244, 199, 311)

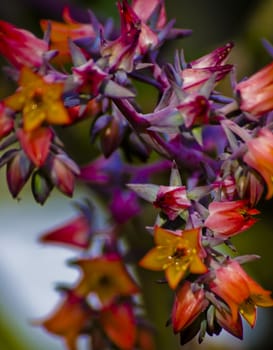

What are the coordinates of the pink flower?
(0, 20, 47, 68)
(243, 128, 273, 199)
(204, 200, 259, 238)
(153, 185, 191, 220)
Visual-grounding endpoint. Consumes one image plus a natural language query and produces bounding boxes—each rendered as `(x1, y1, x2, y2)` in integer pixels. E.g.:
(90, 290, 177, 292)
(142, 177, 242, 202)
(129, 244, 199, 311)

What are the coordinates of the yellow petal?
(165, 263, 187, 289)
(154, 226, 181, 246)
(189, 255, 208, 274)
(19, 67, 43, 87)
(239, 301, 257, 327)
(139, 246, 172, 271)
(46, 101, 70, 125)
(23, 106, 46, 132)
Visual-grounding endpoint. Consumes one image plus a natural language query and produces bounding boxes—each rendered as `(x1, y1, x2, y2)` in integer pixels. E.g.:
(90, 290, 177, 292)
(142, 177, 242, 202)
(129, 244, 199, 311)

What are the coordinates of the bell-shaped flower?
(153, 185, 191, 220)
(37, 289, 92, 350)
(204, 200, 259, 239)
(99, 301, 136, 350)
(139, 226, 207, 289)
(0, 20, 48, 69)
(40, 7, 96, 64)
(171, 281, 209, 333)
(4, 67, 70, 132)
(214, 306, 243, 339)
(72, 254, 139, 306)
(243, 128, 273, 199)
(236, 61, 273, 116)
(16, 127, 53, 167)
(209, 259, 273, 327)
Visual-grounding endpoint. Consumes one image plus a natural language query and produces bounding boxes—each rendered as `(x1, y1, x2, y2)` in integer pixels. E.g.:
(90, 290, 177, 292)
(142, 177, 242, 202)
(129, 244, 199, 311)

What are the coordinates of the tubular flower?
(4, 67, 70, 132)
(243, 128, 273, 199)
(210, 259, 273, 327)
(153, 185, 191, 220)
(204, 200, 259, 239)
(236, 61, 273, 116)
(139, 226, 207, 289)
(171, 281, 209, 333)
(0, 20, 47, 69)
(73, 254, 139, 306)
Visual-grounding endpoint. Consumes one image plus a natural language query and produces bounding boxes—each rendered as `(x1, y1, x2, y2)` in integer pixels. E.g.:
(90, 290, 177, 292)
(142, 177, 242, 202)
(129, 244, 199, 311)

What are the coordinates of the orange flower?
(99, 301, 136, 350)
(4, 67, 70, 132)
(73, 254, 139, 306)
(210, 259, 273, 327)
(171, 281, 209, 333)
(244, 128, 273, 199)
(40, 7, 95, 64)
(236, 61, 273, 116)
(139, 226, 207, 289)
(38, 290, 92, 350)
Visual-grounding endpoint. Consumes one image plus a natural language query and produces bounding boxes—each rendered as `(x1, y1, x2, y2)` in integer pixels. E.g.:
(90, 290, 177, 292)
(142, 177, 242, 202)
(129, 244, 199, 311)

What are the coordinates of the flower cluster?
(1, 0, 273, 349)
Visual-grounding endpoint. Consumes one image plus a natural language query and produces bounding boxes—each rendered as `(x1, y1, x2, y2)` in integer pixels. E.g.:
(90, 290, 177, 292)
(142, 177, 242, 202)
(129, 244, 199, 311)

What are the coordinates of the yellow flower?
(139, 226, 207, 289)
(73, 254, 139, 306)
(5, 67, 70, 132)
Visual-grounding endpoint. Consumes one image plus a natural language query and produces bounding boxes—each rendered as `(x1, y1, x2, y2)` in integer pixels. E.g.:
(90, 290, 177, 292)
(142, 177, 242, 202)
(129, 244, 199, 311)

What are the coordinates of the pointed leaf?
(31, 169, 53, 204)
(127, 183, 159, 202)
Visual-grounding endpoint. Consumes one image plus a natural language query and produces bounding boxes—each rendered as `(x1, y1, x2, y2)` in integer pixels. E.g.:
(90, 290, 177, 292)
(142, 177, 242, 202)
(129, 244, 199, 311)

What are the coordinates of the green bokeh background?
(1, 1, 273, 349)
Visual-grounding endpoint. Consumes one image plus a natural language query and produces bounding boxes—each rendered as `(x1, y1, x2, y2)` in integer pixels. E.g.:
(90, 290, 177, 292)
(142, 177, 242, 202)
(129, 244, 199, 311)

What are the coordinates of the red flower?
(204, 200, 259, 238)
(40, 215, 91, 249)
(0, 20, 47, 68)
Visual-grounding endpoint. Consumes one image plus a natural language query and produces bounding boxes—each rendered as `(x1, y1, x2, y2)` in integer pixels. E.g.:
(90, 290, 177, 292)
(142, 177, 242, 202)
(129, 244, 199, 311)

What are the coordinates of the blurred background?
(1, 1, 273, 349)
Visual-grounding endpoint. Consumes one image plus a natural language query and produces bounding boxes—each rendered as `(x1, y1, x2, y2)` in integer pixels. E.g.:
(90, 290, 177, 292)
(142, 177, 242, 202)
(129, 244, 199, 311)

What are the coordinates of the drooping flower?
(139, 226, 207, 289)
(153, 185, 191, 220)
(204, 200, 259, 239)
(73, 254, 139, 306)
(99, 301, 136, 350)
(236, 61, 273, 116)
(16, 127, 53, 167)
(171, 281, 209, 333)
(4, 67, 70, 132)
(37, 289, 92, 350)
(243, 128, 273, 199)
(209, 259, 273, 327)
(0, 20, 48, 69)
